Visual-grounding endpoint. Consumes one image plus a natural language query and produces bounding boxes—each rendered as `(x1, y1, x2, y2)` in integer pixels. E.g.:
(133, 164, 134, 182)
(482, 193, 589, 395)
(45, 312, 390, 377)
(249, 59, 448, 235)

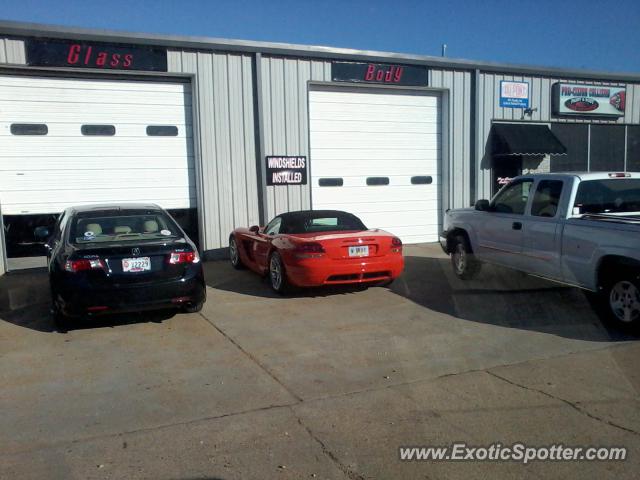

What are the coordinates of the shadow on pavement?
(204, 261, 371, 299)
(205, 253, 639, 342)
(0, 268, 178, 333)
(392, 255, 638, 342)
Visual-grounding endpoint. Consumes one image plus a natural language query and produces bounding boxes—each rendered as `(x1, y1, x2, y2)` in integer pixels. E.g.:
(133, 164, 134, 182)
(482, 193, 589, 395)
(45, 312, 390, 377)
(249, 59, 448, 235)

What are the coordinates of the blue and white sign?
(500, 81, 529, 108)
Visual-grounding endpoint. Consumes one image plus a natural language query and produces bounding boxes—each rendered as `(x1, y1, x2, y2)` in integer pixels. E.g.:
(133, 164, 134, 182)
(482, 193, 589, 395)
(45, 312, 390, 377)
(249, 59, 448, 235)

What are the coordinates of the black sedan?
(36, 204, 206, 325)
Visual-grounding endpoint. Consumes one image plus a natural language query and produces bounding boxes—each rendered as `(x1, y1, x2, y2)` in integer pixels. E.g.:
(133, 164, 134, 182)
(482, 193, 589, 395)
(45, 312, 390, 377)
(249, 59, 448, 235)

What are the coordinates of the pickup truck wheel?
(451, 234, 481, 280)
(603, 276, 640, 328)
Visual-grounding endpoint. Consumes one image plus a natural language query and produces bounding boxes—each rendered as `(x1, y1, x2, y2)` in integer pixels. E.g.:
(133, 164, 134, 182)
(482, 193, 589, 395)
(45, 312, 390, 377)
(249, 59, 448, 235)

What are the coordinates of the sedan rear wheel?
(269, 252, 289, 294)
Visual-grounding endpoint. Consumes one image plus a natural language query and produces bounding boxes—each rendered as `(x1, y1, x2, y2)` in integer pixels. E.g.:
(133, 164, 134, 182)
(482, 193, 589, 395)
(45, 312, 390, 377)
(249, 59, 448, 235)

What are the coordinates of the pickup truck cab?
(441, 172, 640, 327)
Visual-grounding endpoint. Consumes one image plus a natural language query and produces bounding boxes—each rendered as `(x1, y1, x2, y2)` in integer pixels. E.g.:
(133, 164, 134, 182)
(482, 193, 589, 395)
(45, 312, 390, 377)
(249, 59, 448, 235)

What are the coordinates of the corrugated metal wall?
(477, 72, 640, 200)
(0, 38, 26, 64)
(260, 56, 331, 220)
(430, 69, 473, 210)
(167, 50, 260, 251)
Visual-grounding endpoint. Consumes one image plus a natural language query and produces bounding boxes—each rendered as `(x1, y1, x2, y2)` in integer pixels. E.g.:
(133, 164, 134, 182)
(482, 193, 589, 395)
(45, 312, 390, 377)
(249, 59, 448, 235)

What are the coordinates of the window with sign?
(491, 179, 534, 214)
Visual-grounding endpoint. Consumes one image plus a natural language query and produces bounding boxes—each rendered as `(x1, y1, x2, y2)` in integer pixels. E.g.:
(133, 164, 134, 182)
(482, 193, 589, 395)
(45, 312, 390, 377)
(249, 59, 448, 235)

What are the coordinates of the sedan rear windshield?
(70, 210, 180, 244)
(283, 212, 367, 234)
(574, 179, 640, 214)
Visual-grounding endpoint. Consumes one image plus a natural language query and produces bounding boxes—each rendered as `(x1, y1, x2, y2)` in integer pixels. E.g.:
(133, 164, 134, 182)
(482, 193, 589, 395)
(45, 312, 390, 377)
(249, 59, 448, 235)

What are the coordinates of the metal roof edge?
(1, 18, 640, 82)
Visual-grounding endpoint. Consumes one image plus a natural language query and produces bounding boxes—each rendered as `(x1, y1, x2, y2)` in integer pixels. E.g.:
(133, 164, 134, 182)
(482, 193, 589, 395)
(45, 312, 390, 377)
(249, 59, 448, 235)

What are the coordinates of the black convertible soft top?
(277, 210, 367, 234)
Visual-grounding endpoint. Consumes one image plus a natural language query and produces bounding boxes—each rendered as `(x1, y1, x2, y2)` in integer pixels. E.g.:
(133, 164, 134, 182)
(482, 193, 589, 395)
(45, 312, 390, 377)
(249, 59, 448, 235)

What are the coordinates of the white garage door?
(0, 75, 194, 214)
(309, 87, 441, 244)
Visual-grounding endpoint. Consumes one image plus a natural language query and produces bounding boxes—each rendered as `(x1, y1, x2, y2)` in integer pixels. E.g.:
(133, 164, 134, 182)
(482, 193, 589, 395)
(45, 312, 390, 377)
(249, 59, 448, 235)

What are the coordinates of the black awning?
(491, 123, 567, 156)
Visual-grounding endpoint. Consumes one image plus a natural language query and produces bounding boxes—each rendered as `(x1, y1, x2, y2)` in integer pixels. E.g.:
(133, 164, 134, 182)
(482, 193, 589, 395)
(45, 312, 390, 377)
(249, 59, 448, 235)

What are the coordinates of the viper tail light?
(391, 237, 402, 253)
(64, 258, 105, 273)
(296, 243, 325, 253)
(168, 250, 200, 264)
(295, 242, 325, 258)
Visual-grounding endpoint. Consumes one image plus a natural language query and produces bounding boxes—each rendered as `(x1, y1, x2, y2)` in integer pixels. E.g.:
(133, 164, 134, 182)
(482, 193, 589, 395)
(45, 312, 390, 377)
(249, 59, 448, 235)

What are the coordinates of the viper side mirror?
(249, 225, 260, 233)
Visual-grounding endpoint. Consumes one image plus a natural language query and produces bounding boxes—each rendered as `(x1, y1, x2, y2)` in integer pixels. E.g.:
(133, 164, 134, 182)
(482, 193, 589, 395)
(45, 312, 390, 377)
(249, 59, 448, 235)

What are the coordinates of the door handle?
(512, 222, 522, 231)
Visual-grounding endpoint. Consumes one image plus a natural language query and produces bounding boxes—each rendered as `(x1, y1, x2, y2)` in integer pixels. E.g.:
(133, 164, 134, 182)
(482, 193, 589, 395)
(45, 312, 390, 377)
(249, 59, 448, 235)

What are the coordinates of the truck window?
(574, 179, 640, 214)
(531, 180, 563, 217)
(491, 179, 534, 215)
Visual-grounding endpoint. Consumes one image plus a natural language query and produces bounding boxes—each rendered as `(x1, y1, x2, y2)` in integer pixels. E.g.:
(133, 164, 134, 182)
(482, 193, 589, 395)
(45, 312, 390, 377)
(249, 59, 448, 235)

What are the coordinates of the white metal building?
(0, 20, 639, 274)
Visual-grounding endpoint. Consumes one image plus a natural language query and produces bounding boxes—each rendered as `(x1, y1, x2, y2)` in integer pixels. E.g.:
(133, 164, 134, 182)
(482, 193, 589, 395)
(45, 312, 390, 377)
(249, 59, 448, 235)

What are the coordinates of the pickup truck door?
(475, 178, 534, 268)
(521, 178, 566, 280)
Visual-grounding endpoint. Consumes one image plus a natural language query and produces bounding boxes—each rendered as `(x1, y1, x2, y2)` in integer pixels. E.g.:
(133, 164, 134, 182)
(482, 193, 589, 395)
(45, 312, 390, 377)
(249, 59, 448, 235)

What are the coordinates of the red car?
(229, 210, 404, 293)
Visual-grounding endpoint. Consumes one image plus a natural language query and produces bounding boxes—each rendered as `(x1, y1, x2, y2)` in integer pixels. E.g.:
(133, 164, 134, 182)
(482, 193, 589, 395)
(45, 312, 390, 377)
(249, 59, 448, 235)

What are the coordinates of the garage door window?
(147, 125, 179, 136)
(318, 178, 343, 187)
(10, 123, 48, 135)
(411, 176, 433, 185)
(81, 125, 116, 136)
(366, 177, 390, 186)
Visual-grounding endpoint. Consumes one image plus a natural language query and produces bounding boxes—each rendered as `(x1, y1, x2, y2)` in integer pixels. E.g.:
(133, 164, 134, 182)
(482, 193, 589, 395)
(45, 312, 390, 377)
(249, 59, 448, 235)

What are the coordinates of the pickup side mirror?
(475, 199, 490, 211)
(34, 226, 50, 239)
(249, 225, 260, 234)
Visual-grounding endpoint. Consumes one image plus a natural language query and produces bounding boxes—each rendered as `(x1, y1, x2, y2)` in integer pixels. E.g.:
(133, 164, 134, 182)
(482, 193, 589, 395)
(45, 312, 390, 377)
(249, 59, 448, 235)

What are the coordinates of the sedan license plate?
(348, 246, 369, 257)
(122, 257, 151, 272)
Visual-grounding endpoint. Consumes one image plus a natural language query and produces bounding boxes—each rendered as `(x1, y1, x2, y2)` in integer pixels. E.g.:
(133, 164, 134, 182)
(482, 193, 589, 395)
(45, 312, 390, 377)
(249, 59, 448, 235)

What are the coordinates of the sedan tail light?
(168, 250, 201, 264)
(64, 258, 105, 273)
(295, 242, 325, 259)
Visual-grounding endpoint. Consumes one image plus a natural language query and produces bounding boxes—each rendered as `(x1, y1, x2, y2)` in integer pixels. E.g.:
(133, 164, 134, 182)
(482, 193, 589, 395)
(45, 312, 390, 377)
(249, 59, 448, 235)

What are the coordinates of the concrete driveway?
(1, 244, 638, 479)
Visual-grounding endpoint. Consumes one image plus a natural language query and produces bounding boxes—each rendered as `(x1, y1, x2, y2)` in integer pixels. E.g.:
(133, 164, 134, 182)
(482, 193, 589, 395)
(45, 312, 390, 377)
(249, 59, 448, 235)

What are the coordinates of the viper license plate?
(348, 246, 369, 257)
(122, 257, 151, 272)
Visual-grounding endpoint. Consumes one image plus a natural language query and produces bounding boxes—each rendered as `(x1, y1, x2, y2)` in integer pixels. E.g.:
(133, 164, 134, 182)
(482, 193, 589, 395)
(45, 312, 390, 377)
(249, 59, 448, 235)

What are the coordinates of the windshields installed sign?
(553, 83, 626, 116)
(266, 156, 307, 186)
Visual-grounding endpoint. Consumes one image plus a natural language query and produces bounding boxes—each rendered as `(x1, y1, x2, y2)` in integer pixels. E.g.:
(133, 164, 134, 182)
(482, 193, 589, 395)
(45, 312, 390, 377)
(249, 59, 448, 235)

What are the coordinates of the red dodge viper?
(229, 210, 404, 293)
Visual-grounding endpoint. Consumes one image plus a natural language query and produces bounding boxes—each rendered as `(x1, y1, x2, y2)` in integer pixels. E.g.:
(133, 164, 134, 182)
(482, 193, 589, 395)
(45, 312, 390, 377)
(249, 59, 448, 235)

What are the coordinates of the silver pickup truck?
(440, 172, 640, 328)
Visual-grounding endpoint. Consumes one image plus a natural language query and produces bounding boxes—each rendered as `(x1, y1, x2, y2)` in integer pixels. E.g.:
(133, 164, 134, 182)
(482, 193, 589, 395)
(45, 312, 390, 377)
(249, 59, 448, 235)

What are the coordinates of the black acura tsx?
(35, 204, 206, 325)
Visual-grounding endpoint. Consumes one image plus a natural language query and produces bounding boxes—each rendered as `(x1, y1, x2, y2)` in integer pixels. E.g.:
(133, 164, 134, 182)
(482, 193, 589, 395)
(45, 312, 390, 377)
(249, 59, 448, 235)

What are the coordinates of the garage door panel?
(310, 105, 438, 123)
(310, 148, 437, 161)
(0, 156, 195, 171)
(1, 169, 195, 191)
(0, 76, 194, 215)
(0, 104, 192, 124)
(310, 90, 437, 107)
(0, 142, 193, 158)
(313, 187, 439, 204)
(313, 161, 439, 177)
(310, 88, 441, 244)
(0, 123, 192, 138)
(3, 198, 194, 216)
(0, 75, 191, 92)
(320, 201, 439, 215)
(310, 120, 441, 135)
(310, 132, 440, 150)
(4, 187, 196, 211)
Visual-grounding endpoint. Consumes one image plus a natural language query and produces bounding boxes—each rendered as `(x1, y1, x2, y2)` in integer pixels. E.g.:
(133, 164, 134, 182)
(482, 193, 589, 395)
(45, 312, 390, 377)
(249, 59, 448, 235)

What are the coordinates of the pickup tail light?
(168, 250, 200, 264)
(295, 242, 325, 258)
(391, 237, 402, 253)
(608, 172, 631, 178)
(64, 258, 105, 272)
